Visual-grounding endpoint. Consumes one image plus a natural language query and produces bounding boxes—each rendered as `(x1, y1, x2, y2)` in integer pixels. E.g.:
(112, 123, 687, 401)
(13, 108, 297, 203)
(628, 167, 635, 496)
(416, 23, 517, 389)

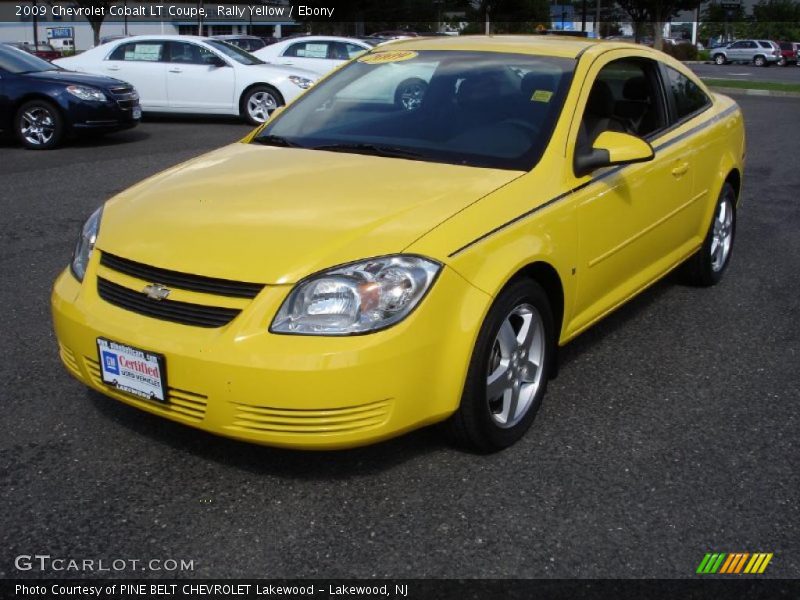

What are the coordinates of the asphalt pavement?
(690, 62, 800, 83)
(1, 100, 798, 579)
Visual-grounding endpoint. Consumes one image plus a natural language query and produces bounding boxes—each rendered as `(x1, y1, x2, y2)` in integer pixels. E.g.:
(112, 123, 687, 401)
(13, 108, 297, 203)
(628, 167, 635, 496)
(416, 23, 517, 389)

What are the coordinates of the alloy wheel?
(247, 91, 277, 123)
(486, 303, 545, 429)
(710, 191, 734, 272)
(20, 108, 56, 146)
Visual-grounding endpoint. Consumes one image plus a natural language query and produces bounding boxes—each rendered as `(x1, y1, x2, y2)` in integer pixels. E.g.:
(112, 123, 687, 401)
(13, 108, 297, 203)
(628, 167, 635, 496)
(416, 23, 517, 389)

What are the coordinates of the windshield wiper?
(312, 143, 424, 160)
(253, 134, 304, 148)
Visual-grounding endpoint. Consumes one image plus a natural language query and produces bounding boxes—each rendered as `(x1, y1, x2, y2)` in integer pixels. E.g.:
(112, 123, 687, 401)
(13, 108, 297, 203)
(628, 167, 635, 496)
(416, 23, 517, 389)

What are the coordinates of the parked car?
(0, 44, 140, 149)
(252, 36, 374, 76)
(777, 41, 798, 66)
(52, 37, 744, 451)
(6, 41, 61, 61)
(212, 34, 269, 53)
(712, 39, 782, 66)
(99, 35, 130, 46)
(53, 35, 318, 124)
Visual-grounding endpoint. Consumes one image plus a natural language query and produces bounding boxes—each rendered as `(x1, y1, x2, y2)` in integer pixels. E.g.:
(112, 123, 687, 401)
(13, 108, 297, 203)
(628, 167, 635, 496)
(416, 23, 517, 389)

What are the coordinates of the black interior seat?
(578, 80, 627, 153)
(615, 76, 656, 136)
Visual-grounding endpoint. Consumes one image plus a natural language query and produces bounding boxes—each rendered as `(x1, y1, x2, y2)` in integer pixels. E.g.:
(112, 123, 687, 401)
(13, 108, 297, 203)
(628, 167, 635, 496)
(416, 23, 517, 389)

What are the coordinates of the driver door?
(165, 42, 235, 111)
(568, 53, 694, 334)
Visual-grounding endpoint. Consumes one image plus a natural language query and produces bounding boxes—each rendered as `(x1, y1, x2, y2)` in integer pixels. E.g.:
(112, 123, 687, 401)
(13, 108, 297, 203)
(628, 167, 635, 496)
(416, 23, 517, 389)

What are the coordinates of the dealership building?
(0, 1, 299, 50)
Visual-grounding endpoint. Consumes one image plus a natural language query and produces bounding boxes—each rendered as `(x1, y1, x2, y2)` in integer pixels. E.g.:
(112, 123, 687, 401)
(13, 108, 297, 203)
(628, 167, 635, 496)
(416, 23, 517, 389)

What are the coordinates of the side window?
(746, 41, 758, 48)
(729, 42, 744, 49)
(665, 67, 710, 120)
(108, 41, 164, 62)
(168, 42, 217, 65)
(578, 58, 664, 152)
(283, 42, 329, 59)
(344, 43, 368, 59)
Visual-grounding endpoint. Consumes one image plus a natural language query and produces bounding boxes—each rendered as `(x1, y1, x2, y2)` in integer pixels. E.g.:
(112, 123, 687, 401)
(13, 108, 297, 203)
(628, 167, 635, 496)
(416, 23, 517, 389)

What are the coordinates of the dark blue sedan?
(0, 44, 141, 149)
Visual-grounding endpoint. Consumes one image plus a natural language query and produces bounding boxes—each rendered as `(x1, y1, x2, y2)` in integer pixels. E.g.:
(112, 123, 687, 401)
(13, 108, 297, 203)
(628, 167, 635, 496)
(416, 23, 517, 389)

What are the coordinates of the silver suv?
(712, 40, 782, 66)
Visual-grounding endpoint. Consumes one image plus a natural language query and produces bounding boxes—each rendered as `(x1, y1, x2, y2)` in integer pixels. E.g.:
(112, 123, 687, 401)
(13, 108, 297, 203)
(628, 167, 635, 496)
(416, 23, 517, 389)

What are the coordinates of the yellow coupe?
(52, 36, 745, 451)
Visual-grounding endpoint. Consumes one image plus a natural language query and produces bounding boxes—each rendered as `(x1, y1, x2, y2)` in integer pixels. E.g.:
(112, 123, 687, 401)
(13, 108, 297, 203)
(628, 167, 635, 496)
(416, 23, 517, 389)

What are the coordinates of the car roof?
(275, 35, 370, 45)
(375, 34, 640, 59)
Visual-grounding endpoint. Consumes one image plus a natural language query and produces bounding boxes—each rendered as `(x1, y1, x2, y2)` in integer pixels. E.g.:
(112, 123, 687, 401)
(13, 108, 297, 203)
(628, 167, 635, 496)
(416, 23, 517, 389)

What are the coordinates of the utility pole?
(581, 0, 587, 32)
(32, 0, 39, 47)
(595, 0, 601, 37)
(197, 0, 204, 36)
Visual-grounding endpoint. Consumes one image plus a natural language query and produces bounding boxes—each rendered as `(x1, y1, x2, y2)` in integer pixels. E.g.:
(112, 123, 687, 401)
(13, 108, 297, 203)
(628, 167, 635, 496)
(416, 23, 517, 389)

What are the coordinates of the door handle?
(106, 65, 120, 71)
(281, 61, 293, 65)
(168, 67, 182, 73)
(671, 163, 689, 177)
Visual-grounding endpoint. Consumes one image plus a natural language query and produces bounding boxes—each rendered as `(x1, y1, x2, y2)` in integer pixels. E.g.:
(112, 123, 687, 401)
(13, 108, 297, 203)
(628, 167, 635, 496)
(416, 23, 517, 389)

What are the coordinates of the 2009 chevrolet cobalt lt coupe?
(52, 36, 745, 451)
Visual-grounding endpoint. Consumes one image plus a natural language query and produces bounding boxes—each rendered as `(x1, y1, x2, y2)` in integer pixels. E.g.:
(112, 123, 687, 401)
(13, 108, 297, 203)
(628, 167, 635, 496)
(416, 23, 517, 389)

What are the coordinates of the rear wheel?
(682, 182, 736, 287)
(444, 279, 555, 452)
(15, 100, 64, 150)
(753, 55, 766, 67)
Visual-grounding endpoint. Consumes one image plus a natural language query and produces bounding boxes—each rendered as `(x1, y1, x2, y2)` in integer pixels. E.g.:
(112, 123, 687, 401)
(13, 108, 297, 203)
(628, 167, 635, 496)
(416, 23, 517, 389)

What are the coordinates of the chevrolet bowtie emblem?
(143, 283, 171, 301)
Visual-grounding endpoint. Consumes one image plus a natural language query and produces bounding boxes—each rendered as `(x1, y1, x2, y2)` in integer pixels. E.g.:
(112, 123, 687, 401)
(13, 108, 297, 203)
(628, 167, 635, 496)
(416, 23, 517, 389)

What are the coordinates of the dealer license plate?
(132, 106, 142, 119)
(97, 338, 167, 402)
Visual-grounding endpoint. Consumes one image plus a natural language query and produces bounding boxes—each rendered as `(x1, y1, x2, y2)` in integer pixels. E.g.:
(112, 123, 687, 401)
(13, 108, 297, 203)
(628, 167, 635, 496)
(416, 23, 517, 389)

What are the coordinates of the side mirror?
(574, 131, 654, 177)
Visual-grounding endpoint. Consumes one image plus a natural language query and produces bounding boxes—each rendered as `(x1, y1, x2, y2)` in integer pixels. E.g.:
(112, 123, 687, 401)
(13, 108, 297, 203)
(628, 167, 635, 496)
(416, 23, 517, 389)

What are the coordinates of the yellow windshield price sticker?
(531, 90, 554, 103)
(358, 50, 419, 64)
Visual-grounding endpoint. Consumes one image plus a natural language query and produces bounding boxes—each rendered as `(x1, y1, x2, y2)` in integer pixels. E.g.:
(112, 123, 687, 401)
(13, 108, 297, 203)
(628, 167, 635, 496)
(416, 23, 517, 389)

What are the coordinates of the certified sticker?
(531, 90, 554, 103)
(358, 50, 418, 64)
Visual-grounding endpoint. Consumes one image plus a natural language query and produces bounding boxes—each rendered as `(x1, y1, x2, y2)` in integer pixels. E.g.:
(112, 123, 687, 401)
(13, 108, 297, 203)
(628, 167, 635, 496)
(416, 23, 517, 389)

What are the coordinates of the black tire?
(15, 99, 64, 150)
(444, 278, 556, 452)
(239, 85, 284, 126)
(777, 57, 787, 66)
(682, 182, 737, 287)
(713, 54, 726, 65)
(394, 77, 428, 111)
(753, 55, 766, 67)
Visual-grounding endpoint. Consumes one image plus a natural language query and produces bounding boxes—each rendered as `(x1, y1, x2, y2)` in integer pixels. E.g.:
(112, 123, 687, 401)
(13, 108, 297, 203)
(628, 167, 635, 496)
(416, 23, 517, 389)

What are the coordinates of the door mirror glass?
(574, 131, 654, 177)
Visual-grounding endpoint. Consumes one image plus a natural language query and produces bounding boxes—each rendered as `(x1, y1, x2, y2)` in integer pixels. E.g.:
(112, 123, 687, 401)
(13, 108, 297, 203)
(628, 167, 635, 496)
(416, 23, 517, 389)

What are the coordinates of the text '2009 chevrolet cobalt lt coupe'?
(52, 36, 745, 451)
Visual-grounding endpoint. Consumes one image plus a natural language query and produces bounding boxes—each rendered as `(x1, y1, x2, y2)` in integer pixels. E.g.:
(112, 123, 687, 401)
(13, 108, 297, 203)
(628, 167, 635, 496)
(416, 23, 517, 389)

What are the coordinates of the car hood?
(24, 68, 127, 89)
(98, 143, 519, 284)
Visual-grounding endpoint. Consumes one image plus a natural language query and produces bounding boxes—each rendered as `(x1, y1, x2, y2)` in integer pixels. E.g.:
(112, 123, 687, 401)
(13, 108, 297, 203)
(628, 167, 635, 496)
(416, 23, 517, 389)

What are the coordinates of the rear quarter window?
(666, 67, 711, 121)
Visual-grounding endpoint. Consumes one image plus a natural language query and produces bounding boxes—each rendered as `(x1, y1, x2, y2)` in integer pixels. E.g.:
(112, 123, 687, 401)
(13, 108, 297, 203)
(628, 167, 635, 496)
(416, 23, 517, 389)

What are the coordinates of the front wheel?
(682, 182, 736, 287)
(240, 85, 284, 125)
(714, 54, 726, 65)
(444, 279, 555, 452)
(15, 100, 64, 150)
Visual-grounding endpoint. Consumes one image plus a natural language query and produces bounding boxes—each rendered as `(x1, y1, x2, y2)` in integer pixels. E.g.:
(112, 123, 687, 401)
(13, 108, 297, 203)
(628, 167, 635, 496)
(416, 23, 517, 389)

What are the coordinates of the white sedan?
(252, 36, 374, 76)
(54, 35, 319, 124)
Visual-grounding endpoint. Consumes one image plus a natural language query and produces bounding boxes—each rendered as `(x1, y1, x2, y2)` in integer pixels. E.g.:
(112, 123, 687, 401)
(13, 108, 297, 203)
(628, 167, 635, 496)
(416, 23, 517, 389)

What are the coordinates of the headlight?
(271, 255, 441, 335)
(71, 206, 103, 281)
(288, 75, 314, 89)
(66, 85, 107, 102)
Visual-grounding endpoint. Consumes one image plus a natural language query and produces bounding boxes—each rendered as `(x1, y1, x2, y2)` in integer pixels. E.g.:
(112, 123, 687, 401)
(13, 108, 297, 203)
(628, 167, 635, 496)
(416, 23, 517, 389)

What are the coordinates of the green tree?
(616, 0, 704, 49)
(750, 0, 800, 40)
(698, 2, 749, 46)
(71, 1, 115, 46)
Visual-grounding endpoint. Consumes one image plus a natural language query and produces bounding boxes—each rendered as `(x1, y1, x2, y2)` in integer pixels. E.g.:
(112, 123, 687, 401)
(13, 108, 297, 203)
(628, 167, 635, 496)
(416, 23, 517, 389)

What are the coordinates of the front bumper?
(52, 259, 489, 449)
(62, 96, 140, 133)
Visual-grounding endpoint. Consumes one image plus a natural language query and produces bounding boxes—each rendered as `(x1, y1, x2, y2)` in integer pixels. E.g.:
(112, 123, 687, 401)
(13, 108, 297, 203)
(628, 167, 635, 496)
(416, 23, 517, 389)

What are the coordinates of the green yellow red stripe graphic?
(696, 552, 773, 574)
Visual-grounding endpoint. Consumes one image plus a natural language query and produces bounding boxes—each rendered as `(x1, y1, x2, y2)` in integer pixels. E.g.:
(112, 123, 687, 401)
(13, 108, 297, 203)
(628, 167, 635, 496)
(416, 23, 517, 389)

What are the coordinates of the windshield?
(253, 50, 574, 170)
(205, 39, 264, 65)
(0, 44, 59, 73)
